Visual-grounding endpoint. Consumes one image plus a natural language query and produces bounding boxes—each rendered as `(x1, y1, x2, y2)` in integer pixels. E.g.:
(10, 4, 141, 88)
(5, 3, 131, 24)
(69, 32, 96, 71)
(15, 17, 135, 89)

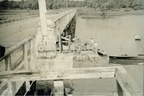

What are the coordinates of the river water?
(75, 13, 144, 57)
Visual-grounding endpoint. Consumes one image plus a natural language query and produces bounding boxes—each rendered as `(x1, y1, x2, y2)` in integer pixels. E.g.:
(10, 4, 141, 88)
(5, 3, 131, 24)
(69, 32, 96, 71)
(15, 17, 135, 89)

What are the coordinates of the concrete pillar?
(38, 0, 47, 36)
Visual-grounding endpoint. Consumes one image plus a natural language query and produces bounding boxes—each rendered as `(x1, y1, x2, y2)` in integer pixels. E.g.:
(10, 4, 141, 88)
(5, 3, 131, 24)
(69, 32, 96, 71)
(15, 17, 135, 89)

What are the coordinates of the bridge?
(0, 0, 143, 96)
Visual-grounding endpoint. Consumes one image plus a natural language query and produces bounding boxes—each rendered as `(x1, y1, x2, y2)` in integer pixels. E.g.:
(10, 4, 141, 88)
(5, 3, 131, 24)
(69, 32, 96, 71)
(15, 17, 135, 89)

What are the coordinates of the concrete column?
(38, 0, 47, 36)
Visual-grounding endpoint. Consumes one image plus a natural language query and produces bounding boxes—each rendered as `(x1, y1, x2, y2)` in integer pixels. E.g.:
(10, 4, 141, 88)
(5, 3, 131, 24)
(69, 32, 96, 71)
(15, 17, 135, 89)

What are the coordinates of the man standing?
(93, 42, 98, 54)
(90, 38, 94, 47)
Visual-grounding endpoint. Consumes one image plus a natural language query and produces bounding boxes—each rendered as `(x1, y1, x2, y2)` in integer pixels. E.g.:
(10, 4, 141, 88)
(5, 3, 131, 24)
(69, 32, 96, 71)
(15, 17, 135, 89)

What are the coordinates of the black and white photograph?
(0, 0, 144, 96)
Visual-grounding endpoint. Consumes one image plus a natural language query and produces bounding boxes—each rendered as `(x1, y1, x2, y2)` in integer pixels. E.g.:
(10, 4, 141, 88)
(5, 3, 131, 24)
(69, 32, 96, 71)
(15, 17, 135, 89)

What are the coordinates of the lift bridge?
(0, 0, 143, 96)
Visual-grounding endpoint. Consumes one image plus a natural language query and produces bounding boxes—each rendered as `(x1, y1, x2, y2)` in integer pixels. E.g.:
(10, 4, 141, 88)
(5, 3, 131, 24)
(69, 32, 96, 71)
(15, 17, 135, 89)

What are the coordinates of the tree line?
(0, 0, 144, 10)
(86, 0, 144, 10)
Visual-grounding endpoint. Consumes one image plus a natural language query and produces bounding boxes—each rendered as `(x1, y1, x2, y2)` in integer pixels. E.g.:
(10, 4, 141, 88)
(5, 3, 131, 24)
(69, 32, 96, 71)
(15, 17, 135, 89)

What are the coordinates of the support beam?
(0, 88, 8, 96)
(116, 81, 123, 96)
(58, 28, 63, 53)
(26, 81, 30, 92)
(0, 82, 7, 95)
(0, 67, 115, 81)
(23, 43, 29, 70)
(68, 35, 71, 51)
(116, 70, 142, 96)
(11, 55, 23, 70)
(0, 70, 30, 76)
(7, 81, 14, 96)
(54, 80, 64, 96)
(29, 39, 35, 71)
(5, 55, 11, 71)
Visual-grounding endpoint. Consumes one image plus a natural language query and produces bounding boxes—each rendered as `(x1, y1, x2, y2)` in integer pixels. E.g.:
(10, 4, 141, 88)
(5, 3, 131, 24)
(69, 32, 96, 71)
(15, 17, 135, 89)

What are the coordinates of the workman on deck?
(90, 38, 94, 47)
(93, 42, 98, 54)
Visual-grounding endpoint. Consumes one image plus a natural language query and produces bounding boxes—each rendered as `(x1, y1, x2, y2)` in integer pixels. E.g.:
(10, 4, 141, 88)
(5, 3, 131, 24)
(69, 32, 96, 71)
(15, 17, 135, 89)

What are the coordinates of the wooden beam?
(68, 35, 71, 51)
(11, 55, 23, 70)
(5, 55, 11, 71)
(7, 81, 14, 96)
(116, 70, 142, 96)
(0, 88, 8, 96)
(0, 82, 7, 95)
(23, 43, 29, 70)
(29, 39, 35, 71)
(14, 61, 24, 70)
(53, 80, 64, 96)
(0, 70, 31, 77)
(59, 29, 63, 53)
(0, 67, 115, 81)
(61, 37, 70, 41)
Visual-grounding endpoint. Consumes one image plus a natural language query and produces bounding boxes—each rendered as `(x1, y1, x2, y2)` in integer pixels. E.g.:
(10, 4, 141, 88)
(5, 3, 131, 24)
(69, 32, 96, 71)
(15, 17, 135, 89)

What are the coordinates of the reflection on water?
(76, 14, 144, 57)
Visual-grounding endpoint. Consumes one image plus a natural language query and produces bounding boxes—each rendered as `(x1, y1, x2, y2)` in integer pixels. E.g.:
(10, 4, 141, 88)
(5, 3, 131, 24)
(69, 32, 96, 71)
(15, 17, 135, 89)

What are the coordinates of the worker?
(90, 38, 94, 47)
(93, 42, 98, 54)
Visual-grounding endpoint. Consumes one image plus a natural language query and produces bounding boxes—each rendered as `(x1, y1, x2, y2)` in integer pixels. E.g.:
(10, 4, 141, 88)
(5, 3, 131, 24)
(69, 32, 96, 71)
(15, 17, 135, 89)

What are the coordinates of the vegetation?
(0, 0, 144, 10)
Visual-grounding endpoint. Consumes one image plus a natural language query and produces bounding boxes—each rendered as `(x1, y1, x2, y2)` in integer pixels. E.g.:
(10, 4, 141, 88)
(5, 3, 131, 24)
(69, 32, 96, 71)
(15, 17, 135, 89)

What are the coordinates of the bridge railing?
(54, 10, 76, 34)
(0, 36, 36, 96)
(0, 36, 35, 72)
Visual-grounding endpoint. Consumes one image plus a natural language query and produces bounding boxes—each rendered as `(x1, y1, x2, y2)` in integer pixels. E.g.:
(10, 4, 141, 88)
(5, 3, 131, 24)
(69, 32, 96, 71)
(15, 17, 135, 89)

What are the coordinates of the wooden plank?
(54, 80, 64, 96)
(29, 39, 35, 71)
(61, 37, 70, 41)
(23, 43, 29, 70)
(0, 82, 7, 90)
(11, 55, 23, 70)
(0, 70, 31, 76)
(25, 81, 30, 92)
(49, 54, 73, 70)
(0, 67, 115, 81)
(7, 81, 14, 96)
(68, 36, 71, 51)
(24, 81, 35, 96)
(0, 88, 8, 96)
(14, 61, 24, 70)
(15, 81, 25, 95)
(58, 29, 63, 53)
(5, 55, 11, 71)
(116, 70, 142, 96)
(0, 82, 7, 95)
